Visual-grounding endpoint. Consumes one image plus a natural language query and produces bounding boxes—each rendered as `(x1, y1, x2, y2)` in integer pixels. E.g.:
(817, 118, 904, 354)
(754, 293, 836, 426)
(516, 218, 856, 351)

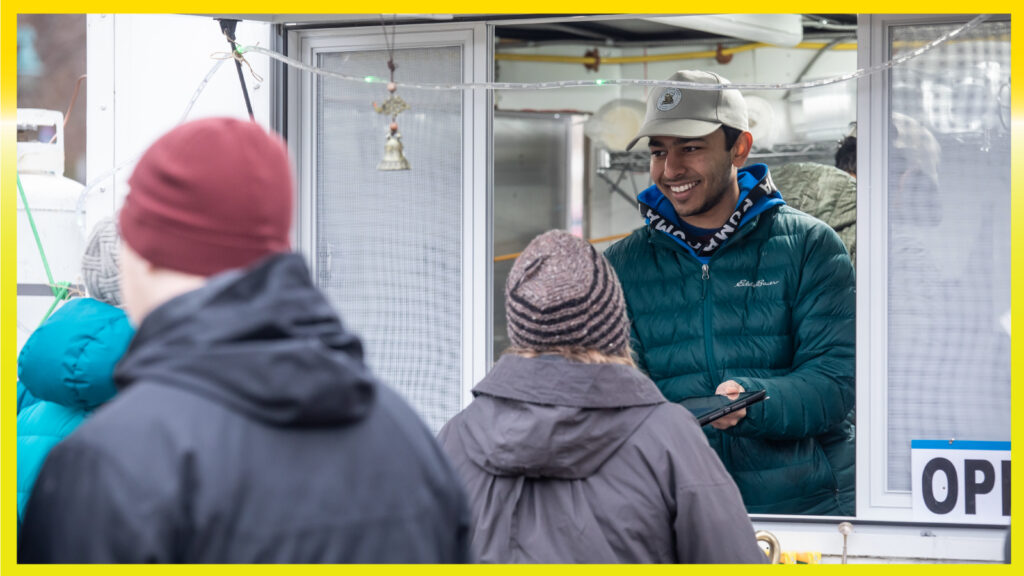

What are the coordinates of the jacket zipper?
(701, 263, 719, 390)
(701, 262, 728, 465)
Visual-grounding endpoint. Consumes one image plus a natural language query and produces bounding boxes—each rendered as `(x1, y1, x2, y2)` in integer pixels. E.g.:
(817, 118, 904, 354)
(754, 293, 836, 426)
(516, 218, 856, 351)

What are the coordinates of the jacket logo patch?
(735, 279, 780, 288)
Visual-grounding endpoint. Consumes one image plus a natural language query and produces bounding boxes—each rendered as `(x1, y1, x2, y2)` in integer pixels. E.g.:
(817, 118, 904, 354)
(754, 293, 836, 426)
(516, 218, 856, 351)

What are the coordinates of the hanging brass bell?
(377, 129, 410, 171)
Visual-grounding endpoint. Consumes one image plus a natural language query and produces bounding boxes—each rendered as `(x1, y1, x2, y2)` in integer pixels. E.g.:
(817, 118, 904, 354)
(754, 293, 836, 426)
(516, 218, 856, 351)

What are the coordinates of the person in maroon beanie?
(19, 117, 471, 564)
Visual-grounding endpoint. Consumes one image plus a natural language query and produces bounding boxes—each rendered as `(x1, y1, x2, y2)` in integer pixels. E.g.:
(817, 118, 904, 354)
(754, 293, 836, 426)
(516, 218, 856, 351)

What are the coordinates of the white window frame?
(286, 22, 490, 411)
(856, 13, 1012, 523)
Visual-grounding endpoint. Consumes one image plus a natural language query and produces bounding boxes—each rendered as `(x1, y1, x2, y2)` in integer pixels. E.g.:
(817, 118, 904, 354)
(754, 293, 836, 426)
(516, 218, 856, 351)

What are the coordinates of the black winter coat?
(19, 254, 471, 563)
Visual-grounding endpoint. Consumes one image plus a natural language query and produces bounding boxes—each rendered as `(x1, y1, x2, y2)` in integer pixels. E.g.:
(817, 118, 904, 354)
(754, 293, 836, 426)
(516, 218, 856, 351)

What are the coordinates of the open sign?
(911, 440, 1010, 525)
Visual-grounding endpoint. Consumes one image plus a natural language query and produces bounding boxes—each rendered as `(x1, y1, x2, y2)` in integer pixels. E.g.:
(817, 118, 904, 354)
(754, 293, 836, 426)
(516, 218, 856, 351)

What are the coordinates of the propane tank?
(16, 108, 87, 350)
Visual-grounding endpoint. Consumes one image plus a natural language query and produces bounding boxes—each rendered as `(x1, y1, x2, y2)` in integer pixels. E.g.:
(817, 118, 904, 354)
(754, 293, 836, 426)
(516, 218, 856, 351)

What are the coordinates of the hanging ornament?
(375, 16, 410, 171)
(378, 120, 411, 171)
(374, 84, 411, 171)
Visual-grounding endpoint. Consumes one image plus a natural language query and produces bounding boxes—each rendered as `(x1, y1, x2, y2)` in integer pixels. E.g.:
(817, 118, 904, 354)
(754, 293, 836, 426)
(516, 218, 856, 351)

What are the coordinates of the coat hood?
(18, 298, 134, 409)
(113, 253, 375, 428)
(454, 354, 666, 479)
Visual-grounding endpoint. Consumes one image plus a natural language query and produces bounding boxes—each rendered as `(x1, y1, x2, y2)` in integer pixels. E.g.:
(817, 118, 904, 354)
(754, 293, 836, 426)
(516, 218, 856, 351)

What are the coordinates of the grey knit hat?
(80, 216, 122, 307)
(505, 230, 630, 354)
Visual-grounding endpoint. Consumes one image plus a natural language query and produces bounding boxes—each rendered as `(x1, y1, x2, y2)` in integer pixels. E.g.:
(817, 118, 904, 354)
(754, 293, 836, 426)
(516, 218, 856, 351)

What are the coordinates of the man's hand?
(710, 380, 746, 430)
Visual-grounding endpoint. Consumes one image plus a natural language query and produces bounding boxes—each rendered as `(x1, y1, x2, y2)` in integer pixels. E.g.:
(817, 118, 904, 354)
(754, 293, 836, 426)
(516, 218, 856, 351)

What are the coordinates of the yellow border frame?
(2, 3, 1020, 571)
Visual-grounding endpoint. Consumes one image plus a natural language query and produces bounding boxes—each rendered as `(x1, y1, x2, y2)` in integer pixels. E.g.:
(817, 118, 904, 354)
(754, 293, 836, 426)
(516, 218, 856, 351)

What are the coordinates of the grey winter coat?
(437, 354, 767, 564)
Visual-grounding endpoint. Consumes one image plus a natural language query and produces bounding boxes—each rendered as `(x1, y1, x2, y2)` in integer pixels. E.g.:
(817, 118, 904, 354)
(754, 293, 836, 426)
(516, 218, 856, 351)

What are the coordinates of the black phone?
(679, 390, 768, 426)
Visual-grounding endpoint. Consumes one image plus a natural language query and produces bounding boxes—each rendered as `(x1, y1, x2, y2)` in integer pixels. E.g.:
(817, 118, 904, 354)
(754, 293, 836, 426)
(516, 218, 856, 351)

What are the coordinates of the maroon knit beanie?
(505, 230, 630, 355)
(120, 117, 293, 276)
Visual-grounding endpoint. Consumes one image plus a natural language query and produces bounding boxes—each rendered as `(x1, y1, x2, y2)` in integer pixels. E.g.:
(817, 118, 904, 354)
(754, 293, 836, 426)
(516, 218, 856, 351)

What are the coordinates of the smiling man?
(604, 70, 856, 516)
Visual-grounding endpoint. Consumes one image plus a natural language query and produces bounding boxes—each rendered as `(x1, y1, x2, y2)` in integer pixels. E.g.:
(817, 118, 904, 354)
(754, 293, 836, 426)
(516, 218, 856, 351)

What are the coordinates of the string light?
(73, 13, 992, 232)
(241, 14, 989, 92)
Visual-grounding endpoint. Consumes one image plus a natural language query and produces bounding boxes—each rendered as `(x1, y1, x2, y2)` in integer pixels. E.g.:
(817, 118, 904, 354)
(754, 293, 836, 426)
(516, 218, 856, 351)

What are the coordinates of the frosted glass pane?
(315, 45, 463, 433)
(886, 20, 1011, 491)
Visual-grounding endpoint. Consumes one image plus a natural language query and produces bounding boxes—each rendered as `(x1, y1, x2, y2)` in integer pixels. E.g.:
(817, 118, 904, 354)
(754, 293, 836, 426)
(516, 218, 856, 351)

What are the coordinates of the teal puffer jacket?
(17, 298, 134, 524)
(604, 175, 855, 516)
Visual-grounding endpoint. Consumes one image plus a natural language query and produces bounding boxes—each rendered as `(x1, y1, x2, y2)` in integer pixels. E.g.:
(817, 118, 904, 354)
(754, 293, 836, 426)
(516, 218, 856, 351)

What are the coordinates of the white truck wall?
(85, 14, 272, 230)
(18, 15, 272, 352)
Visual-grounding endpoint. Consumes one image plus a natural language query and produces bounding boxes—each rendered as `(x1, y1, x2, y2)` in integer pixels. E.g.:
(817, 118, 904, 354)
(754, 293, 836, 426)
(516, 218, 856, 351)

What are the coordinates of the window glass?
(885, 20, 1011, 491)
(315, 45, 464, 433)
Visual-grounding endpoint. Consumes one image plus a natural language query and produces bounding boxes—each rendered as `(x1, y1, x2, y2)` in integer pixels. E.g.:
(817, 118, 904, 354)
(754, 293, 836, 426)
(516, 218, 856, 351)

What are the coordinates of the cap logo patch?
(656, 88, 682, 112)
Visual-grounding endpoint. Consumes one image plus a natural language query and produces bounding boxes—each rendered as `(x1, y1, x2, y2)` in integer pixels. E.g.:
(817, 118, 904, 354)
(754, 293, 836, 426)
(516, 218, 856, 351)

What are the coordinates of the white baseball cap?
(626, 69, 749, 151)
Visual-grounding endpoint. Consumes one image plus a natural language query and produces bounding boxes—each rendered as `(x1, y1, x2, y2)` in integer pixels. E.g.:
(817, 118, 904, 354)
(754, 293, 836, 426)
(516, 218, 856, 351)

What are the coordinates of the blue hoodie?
(17, 297, 134, 524)
(637, 164, 785, 264)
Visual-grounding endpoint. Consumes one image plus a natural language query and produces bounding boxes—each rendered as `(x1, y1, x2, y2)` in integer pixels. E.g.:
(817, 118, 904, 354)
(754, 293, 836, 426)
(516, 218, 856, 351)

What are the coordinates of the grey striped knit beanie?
(505, 229, 630, 354)
(80, 216, 122, 307)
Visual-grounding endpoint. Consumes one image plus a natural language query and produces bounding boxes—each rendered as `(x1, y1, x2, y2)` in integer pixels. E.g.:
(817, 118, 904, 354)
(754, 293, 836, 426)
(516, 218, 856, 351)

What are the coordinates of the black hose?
(216, 18, 255, 121)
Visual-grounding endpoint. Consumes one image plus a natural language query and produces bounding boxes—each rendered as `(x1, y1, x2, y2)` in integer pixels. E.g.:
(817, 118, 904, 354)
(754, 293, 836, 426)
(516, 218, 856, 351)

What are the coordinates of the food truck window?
(860, 15, 1011, 522)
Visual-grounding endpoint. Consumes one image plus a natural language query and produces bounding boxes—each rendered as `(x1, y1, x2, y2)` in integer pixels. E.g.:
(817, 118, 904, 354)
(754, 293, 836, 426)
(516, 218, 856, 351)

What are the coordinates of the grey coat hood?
(459, 354, 665, 478)
(438, 354, 768, 564)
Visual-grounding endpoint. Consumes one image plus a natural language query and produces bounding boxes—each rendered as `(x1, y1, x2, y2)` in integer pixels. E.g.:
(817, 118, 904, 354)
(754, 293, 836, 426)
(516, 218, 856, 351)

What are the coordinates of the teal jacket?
(17, 298, 134, 524)
(604, 165, 855, 516)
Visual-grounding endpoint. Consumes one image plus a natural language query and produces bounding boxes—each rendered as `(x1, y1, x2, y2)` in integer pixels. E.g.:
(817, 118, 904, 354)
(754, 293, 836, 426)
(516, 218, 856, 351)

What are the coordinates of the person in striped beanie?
(504, 229, 631, 361)
(437, 229, 764, 564)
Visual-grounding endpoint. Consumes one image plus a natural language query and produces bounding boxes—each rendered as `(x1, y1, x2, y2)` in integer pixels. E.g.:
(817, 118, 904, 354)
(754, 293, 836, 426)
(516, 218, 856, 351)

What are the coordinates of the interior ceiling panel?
(493, 15, 858, 45)
(210, 14, 858, 44)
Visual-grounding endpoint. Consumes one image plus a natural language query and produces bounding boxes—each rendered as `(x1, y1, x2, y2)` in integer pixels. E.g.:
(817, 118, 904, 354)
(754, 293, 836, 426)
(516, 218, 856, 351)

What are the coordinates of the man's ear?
(731, 131, 753, 167)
